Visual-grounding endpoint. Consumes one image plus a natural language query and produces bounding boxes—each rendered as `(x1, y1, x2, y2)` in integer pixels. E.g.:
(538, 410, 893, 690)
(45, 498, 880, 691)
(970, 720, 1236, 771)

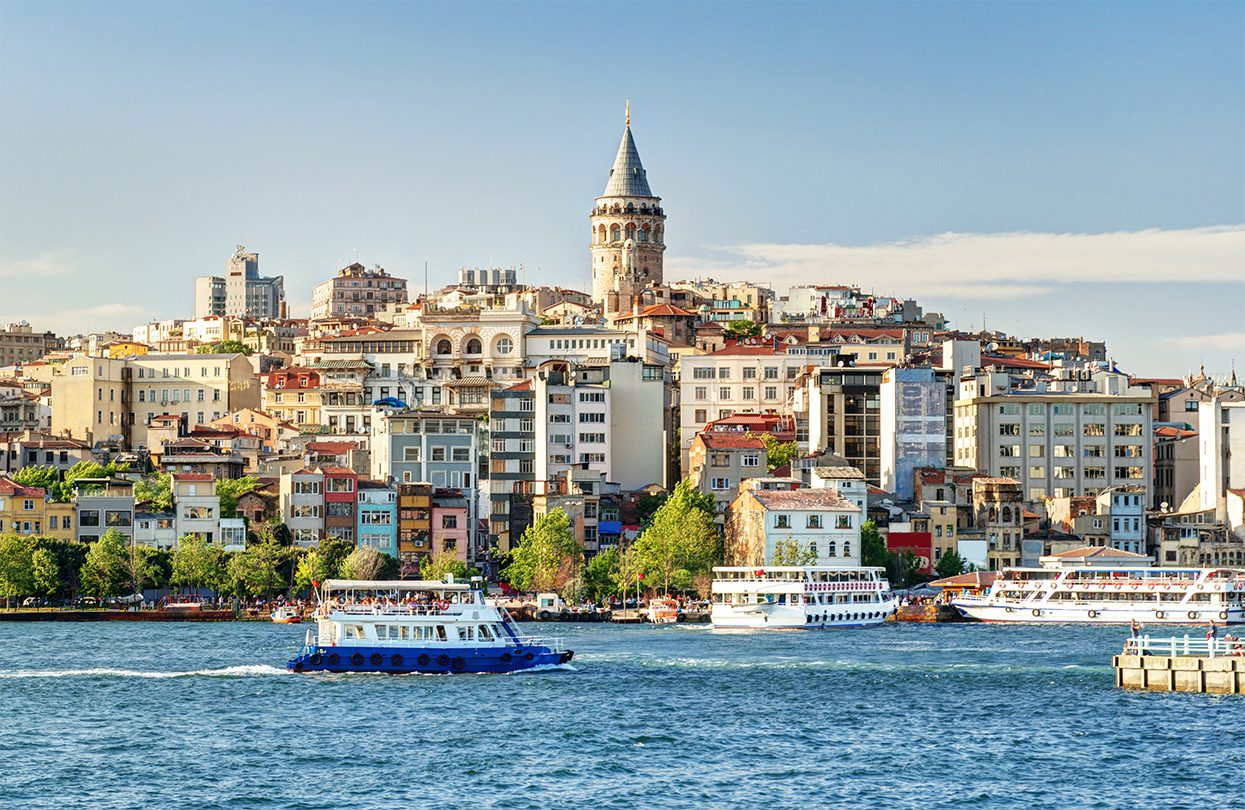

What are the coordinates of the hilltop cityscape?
(1, 109, 1241, 597)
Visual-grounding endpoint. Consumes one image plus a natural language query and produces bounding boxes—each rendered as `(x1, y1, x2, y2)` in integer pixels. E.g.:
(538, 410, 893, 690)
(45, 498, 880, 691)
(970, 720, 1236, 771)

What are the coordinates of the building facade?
(311, 263, 409, 320)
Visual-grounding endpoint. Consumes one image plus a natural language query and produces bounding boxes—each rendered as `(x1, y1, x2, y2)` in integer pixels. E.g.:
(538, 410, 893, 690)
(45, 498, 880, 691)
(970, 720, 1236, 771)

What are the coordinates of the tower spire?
(625, 98, 630, 127)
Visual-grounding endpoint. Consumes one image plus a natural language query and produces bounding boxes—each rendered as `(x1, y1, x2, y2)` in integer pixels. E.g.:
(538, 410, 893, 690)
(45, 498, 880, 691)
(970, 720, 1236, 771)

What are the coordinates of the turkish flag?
(638, 573, 645, 580)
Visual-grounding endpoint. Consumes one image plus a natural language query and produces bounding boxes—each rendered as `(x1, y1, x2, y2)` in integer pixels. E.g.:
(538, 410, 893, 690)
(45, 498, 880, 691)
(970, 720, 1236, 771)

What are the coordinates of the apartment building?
(487, 382, 536, 552)
(195, 245, 286, 319)
(51, 353, 260, 448)
(0, 478, 74, 540)
(263, 367, 322, 430)
(0, 430, 92, 475)
(281, 468, 325, 546)
(0, 322, 62, 365)
(954, 369, 1154, 504)
(397, 483, 433, 571)
(172, 473, 219, 544)
(725, 482, 862, 567)
(73, 478, 135, 543)
(687, 431, 766, 517)
(356, 480, 398, 557)
(310, 262, 409, 320)
(322, 466, 358, 542)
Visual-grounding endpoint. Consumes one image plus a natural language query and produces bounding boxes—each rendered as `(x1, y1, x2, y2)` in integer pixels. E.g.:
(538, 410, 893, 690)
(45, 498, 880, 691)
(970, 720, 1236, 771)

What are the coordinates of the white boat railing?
(1123, 634, 1245, 658)
(513, 634, 565, 653)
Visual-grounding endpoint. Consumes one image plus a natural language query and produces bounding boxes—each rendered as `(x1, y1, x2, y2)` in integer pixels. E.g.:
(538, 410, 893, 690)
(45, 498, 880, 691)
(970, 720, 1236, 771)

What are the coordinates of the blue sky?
(1, 2, 1242, 376)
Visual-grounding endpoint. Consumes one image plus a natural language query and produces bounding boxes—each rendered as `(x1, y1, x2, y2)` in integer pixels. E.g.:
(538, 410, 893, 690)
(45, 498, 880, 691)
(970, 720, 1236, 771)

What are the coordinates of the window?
(1054, 466, 1076, 479)
(293, 480, 321, 494)
(999, 424, 1020, 436)
(441, 514, 458, 529)
(694, 387, 708, 401)
(807, 514, 823, 529)
(79, 510, 100, 527)
(741, 454, 760, 467)
(1028, 444, 1045, 458)
(1084, 424, 1106, 437)
(1112, 403, 1143, 416)
(764, 386, 778, 400)
(1114, 466, 1145, 480)
(1053, 445, 1075, 458)
(836, 514, 851, 529)
(710, 478, 731, 490)
(719, 387, 730, 400)
(999, 404, 1021, 415)
(451, 447, 470, 462)
(692, 367, 716, 380)
(1085, 466, 1106, 479)
(464, 338, 482, 355)
(743, 367, 757, 380)
(763, 367, 778, 380)
(578, 412, 605, 423)
(1028, 423, 1045, 437)
(828, 541, 837, 557)
(1028, 466, 1045, 478)
(579, 433, 606, 443)
(999, 444, 1020, 457)
(105, 510, 131, 527)
(1114, 445, 1143, 458)
(431, 447, 446, 462)
(1054, 424, 1074, 436)
(326, 477, 354, 493)
(1027, 403, 1046, 416)
(774, 514, 791, 529)
(579, 391, 606, 403)
(1113, 424, 1143, 437)
(694, 409, 708, 423)
(1083, 404, 1106, 416)
(742, 386, 755, 400)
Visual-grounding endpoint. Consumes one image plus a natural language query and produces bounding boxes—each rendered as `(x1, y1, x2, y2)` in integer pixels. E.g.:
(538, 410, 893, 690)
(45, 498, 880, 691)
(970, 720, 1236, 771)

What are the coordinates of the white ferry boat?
(287, 579, 573, 674)
(952, 566, 1245, 624)
(710, 566, 897, 629)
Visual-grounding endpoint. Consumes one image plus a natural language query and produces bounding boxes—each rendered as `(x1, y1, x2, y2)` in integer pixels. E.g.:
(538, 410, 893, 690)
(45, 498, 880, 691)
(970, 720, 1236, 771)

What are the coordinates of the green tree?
(134, 472, 172, 511)
(124, 541, 162, 596)
(215, 476, 261, 519)
(318, 536, 357, 576)
(35, 537, 86, 599)
(420, 550, 472, 582)
(886, 550, 926, 589)
(772, 537, 818, 566)
(582, 547, 620, 603)
(503, 508, 583, 593)
(631, 480, 721, 594)
(934, 549, 966, 579)
(197, 340, 253, 355)
(79, 529, 130, 598)
(722, 320, 764, 341)
(340, 546, 389, 581)
(229, 537, 286, 597)
(57, 460, 129, 502)
(860, 520, 888, 568)
(31, 547, 60, 597)
(12, 466, 58, 491)
(755, 433, 798, 472)
(171, 535, 226, 592)
(0, 534, 35, 607)
(294, 549, 335, 593)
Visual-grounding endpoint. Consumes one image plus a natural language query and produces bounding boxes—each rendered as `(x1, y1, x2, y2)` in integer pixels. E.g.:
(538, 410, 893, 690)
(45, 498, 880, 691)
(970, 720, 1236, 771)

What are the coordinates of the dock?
(1114, 635, 1245, 694)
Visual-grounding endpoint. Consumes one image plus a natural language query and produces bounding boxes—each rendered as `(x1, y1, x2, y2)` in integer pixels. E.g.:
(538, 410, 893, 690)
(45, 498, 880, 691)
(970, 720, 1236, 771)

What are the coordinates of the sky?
(1, 1, 1242, 377)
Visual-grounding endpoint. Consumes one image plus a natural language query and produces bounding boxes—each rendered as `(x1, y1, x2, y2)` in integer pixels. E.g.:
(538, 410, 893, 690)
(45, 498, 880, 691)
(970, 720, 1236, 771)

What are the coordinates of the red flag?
(312, 579, 320, 588)
(638, 573, 645, 580)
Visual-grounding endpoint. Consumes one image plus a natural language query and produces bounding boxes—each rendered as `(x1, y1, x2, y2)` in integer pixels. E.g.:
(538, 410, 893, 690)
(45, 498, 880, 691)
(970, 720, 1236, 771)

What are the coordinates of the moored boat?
(646, 598, 679, 624)
(270, 606, 302, 624)
(287, 578, 573, 674)
(952, 566, 1245, 624)
(710, 566, 897, 629)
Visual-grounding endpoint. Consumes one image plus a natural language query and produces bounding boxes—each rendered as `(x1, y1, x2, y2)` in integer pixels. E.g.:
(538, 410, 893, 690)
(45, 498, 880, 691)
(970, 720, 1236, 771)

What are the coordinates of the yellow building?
(0, 478, 74, 540)
(261, 367, 323, 430)
(105, 341, 151, 359)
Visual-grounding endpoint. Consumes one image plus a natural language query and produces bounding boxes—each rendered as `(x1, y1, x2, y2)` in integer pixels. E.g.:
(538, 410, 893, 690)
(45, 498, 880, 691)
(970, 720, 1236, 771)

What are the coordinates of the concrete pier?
(1114, 653, 1245, 694)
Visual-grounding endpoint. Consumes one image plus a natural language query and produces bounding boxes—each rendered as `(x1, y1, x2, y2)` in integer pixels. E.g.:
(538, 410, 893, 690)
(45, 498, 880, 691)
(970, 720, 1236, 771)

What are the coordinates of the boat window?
(399, 625, 410, 640)
(436, 625, 448, 642)
(344, 624, 365, 639)
(478, 625, 494, 640)
(462, 625, 475, 641)
(375, 624, 388, 640)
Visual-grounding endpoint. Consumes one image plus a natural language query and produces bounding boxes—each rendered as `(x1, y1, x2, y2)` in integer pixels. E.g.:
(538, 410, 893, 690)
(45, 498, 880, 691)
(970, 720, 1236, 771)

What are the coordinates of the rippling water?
(0, 620, 1238, 809)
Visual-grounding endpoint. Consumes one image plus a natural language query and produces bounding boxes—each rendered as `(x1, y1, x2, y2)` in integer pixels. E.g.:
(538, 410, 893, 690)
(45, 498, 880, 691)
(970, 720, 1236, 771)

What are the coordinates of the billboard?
(887, 531, 933, 573)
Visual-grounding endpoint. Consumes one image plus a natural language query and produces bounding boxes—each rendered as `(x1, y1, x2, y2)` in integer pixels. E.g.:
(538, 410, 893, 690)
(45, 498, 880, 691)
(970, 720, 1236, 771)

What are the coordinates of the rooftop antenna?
(625, 98, 631, 126)
(424, 260, 429, 299)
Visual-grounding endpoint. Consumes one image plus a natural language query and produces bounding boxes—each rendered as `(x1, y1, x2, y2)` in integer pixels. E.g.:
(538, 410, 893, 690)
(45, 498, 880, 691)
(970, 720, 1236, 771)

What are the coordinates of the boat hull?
(711, 601, 897, 630)
(287, 644, 572, 674)
(952, 601, 1245, 625)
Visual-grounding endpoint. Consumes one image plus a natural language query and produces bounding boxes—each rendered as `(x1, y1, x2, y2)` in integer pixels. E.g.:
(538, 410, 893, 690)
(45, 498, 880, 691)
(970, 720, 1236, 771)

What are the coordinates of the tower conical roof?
(602, 124, 653, 198)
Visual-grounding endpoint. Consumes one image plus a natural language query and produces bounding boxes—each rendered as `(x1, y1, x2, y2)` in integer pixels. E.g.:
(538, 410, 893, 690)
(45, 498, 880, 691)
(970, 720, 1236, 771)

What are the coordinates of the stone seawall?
(1114, 653, 1245, 694)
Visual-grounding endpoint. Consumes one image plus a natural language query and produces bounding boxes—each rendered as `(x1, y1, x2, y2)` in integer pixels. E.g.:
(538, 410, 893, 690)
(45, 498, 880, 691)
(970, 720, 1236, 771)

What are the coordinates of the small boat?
(646, 598, 679, 624)
(287, 578, 573, 674)
(271, 606, 302, 624)
(710, 566, 897, 629)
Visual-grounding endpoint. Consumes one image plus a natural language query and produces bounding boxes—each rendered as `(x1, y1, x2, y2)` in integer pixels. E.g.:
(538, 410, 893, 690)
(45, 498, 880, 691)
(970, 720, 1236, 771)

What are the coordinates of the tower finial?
(625, 98, 630, 127)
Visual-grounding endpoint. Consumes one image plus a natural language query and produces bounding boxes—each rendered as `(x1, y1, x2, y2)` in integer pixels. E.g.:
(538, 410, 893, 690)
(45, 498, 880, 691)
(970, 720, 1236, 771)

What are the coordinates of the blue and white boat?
(287, 578, 573, 674)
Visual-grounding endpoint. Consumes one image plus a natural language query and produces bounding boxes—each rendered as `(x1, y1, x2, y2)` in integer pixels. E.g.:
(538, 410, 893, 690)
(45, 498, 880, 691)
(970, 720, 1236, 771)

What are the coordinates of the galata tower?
(590, 101, 666, 316)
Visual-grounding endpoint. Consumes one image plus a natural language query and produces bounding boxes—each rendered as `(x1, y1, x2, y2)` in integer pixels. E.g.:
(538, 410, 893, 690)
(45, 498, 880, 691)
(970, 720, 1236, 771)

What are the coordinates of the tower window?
(611, 225, 621, 242)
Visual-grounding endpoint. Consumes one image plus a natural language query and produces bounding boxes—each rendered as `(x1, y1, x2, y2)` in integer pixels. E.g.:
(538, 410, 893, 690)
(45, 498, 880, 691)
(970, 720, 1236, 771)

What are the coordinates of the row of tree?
(502, 480, 722, 603)
(0, 529, 410, 604)
(10, 460, 130, 503)
(10, 465, 264, 520)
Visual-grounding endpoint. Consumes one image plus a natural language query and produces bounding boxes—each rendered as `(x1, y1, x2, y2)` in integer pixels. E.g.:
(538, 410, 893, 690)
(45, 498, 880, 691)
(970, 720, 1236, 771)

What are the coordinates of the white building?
(954, 368, 1154, 504)
(195, 246, 286, 320)
(311, 263, 409, 320)
(725, 482, 862, 567)
(172, 473, 220, 544)
(1199, 398, 1245, 519)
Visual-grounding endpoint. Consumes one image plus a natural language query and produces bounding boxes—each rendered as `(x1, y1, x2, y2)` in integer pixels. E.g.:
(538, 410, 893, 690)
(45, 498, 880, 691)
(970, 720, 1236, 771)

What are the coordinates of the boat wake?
(0, 664, 291, 680)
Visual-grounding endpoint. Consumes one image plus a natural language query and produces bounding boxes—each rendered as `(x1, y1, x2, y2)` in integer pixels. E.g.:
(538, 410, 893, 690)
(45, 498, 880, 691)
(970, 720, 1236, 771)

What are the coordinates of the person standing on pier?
(1206, 621, 1217, 644)
(1130, 618, 1141, 639)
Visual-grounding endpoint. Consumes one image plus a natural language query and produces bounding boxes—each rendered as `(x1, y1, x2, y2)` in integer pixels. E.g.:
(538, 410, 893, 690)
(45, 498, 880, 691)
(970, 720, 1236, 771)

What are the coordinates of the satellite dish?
(987, 342, 999, 352)
(1160, 501, 1169, 511)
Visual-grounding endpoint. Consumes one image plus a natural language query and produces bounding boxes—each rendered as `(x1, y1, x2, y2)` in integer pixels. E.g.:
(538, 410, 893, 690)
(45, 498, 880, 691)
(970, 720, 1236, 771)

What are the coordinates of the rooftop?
(751, 488, 857, 512)
(812, 465, 866, 480)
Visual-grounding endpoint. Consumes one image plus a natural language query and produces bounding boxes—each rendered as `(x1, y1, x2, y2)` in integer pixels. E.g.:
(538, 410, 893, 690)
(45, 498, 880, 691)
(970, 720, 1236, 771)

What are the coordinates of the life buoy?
(1188, 611, 1198, 620)
(1032, 609, 1041, 617)
(1155, 611, 1166, 619)
(417, 654, 430, 666)
(537, 610, 551, 620)
(350, 653, 364, 666)
(436, 654, 450, 667)
(451, 657, 466, 670)
(525, 652, 535, 661)
(310, 653, 323, 666)
(1219, 611, 1229, 621)
(1005, 607, 1014, 613)
(500, 653, 512, 663)
(1088, 610, 1098, 619)
(370, 653, 383, 666)
(327, 653, 341, 666)
(390, 654, 403, 666)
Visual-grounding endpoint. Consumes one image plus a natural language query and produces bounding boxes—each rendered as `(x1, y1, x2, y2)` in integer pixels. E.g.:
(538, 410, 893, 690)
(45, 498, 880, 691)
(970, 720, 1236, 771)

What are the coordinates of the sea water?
(0, 621, 1238, 809)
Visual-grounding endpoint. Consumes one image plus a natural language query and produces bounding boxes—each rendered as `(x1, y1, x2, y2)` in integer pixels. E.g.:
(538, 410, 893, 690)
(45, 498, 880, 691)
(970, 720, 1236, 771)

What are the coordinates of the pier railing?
(1124, 634, 1245, 659)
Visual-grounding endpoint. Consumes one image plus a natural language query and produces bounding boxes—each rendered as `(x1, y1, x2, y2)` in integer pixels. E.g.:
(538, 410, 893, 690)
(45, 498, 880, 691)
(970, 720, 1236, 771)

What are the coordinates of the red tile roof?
(172, 473, 214, 483)
(708, 344, 786, 356)
(306, 441, 357, 453)
(0, 478, 45, 498)
(751, 488, 856, 511)
(697, 432, 765, 450)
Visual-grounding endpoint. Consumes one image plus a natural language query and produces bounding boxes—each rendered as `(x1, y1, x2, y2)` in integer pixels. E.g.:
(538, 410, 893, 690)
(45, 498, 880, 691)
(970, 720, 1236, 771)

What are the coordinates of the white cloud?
(669, 225, 1245, 300)
(0, 249, 78, 278)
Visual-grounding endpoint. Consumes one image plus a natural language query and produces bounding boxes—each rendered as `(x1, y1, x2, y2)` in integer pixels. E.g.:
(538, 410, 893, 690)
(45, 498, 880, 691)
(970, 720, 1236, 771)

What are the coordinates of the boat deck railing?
(514, 634, 565, 653)
(322, 602, 483, 618)
(1124, 634, 1245, 658)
